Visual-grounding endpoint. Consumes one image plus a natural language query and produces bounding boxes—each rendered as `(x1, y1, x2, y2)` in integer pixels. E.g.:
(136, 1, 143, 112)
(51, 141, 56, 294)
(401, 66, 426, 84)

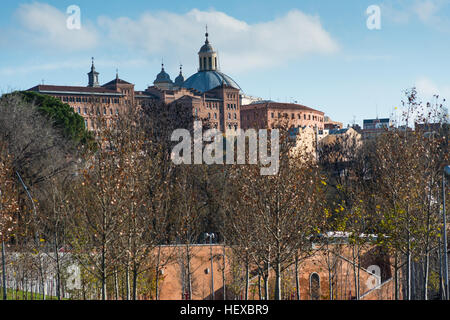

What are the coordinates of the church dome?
(154, 65, 173, 84)
(174, 65, 185, 87)
(199, 42, 215, 53)
(182, 70, 241, 93)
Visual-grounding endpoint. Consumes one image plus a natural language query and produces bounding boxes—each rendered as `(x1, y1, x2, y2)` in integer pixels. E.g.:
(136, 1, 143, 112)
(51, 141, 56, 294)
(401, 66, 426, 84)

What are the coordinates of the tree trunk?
(394, 253, 399, 300)
(222, 245, 226, 300)
(101, 244, 107, 300)
(244, 255, 249, 300)
(155, 246, 161, 300)
(186, 245, 192, 300)
(54, 232, 61, 301)
(274, 260, 281, 300)
(258, 274, 262, 300)
(132, 266, 138, 300)
(2, 241, 7, 300)
(125, 264, 130, 300)
(352, 246, 359, 300)
(295, 254, 300, 300)
(114, 267, 119, 300)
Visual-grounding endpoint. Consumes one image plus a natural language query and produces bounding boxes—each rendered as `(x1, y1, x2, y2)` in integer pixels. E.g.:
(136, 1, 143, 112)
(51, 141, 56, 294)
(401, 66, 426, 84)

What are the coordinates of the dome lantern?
(198, 26, 218, 72)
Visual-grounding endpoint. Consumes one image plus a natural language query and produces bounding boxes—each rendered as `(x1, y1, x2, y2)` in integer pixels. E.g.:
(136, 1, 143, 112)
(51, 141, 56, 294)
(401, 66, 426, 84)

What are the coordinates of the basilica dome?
(182, 70, 241, 93)
(182, 30, 241, 93)
(154, 65, 172, 84)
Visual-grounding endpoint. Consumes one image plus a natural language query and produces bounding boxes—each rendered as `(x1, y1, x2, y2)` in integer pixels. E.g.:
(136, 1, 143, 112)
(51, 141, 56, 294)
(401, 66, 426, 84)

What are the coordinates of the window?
(228, 113, 231, 120)
(84, 119, 88, 128)
(271, 113, 274, 118)
(84, 108, 87, 115)
(214, 113, 217, 119)
(291, 113, 295, 119)
(103, 107, 107, 115)
(208, 57, 212, 69)
(208, 113, 211, 119)
(310, 273, 320, 300)
(298, 114, 301, 119)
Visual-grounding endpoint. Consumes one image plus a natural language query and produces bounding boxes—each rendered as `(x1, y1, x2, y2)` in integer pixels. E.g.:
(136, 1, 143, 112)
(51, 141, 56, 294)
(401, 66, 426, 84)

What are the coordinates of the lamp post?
(443, 165, 450, 300)
(205, 233, 215, 300)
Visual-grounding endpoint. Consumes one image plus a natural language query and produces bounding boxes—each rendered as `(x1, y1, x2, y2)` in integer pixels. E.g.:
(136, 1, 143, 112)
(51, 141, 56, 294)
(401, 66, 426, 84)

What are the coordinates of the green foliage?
(14, 91, 95, 148)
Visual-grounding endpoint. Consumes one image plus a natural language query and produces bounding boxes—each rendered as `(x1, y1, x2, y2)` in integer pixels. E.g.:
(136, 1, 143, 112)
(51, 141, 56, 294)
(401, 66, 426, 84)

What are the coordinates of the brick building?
(240, 101, 325, 131)
(28, 31, 241, 133)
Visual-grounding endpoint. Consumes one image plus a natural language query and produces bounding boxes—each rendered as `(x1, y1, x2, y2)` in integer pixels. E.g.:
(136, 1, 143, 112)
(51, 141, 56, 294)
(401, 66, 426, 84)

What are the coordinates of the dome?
(199, 43, 215, 53)
(175, 73, 185, 86)
(182, 70, 241, 93)
(154, 66, 173, 84)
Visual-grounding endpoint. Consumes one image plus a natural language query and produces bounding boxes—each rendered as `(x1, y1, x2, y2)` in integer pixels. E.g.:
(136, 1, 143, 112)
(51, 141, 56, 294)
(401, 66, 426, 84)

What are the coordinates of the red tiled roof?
(102, 78, 133, 87)
(29, 85, 122, 95)
(241, 101, 324, 114)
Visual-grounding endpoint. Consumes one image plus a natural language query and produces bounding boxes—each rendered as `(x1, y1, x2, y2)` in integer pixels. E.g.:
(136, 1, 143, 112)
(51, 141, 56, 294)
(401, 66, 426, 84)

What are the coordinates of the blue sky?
(0, 0, 449, 126)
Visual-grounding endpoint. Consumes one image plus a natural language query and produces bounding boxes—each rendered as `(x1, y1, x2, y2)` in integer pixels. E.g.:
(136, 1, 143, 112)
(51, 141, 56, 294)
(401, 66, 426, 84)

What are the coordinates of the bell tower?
(87, 57, 100, 87)
(198, 26, 218, 72)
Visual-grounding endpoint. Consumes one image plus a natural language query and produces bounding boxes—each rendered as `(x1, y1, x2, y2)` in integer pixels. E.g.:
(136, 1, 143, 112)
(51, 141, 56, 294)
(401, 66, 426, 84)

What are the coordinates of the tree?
(224, 124, 327, 300)
(0, 143, 19, 300)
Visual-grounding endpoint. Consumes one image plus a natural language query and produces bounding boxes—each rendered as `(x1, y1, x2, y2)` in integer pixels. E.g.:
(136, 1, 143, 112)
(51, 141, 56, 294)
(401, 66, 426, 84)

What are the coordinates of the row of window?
(227, 103, 237, 110)
(207, 112, 218, 120)
(227, 124, 239, 131)
(206, 102, 219, 109)
(269, 112, 323, 122)
(76, 107, 119, 116)
(61, 96, 121, 104)
(228, 113, 238, 120)
(226, 93, 237, 99)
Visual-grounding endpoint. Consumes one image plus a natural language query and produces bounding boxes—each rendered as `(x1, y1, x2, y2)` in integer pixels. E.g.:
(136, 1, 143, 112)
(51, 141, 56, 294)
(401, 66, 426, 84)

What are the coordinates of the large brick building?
(240, 101, 325, 131)
(28, 29, 332, 142)
(29, 31, 241, 132)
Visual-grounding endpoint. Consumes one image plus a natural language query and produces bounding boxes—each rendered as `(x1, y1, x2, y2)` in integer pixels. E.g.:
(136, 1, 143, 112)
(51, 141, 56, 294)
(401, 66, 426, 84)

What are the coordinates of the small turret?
(87, 57, 100, 87)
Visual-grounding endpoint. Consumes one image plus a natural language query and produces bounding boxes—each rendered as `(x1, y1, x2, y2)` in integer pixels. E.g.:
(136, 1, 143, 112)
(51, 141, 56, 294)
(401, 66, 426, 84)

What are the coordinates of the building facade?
(240, 101, 325, 132)
(28, 31, 242, 133)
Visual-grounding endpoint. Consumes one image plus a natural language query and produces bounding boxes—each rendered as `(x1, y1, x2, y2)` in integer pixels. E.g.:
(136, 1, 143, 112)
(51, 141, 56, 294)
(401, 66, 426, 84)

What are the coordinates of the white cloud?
(12, 2, 98, 51)
(382, 0, 450, 31)
(97, 9, 339, 73)
(2, 4, 338, 74)
(413, 0, 440, 22)
(416, 77, 450, 100)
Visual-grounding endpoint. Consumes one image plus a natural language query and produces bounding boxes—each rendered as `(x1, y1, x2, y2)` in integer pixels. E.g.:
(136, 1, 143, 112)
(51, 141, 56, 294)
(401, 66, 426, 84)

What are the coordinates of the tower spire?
(205, 25, 209, 44)
(87, 57, 99, 87)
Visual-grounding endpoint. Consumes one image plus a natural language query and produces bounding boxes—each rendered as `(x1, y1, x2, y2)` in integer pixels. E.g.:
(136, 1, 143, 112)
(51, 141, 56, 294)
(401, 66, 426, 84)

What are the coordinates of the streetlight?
(205, 233, 215, 300)
(443, 165, 450, 300)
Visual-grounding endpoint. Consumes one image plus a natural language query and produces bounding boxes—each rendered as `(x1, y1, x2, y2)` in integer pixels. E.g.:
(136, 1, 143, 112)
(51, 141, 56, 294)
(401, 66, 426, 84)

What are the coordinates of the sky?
(0, 0, 449, 126)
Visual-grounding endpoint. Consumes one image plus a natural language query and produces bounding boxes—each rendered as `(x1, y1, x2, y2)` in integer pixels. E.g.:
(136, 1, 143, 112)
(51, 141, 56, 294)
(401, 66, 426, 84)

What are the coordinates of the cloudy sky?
(0, 0, 449, 125)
